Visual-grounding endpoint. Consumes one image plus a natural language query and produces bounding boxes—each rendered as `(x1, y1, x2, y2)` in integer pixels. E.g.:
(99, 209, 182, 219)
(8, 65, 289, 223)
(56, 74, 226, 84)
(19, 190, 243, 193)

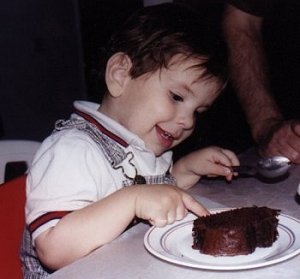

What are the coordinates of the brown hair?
(102, 3, 227, 88)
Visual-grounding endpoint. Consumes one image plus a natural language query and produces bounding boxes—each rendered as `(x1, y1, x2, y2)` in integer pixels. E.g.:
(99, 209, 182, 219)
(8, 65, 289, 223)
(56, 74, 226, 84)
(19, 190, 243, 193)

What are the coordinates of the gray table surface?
(49, 149, 300, 279)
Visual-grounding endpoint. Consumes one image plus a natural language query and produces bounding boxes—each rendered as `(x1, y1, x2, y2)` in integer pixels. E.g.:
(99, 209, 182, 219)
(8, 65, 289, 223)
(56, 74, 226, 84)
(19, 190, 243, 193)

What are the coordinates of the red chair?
(0, 175, 26, 279)
(0, 140, 40, 184)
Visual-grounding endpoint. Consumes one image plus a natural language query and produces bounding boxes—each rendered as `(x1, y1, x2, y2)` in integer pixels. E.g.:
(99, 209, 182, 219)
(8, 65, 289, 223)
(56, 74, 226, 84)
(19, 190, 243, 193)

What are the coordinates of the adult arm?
(223, 3, 300, 163)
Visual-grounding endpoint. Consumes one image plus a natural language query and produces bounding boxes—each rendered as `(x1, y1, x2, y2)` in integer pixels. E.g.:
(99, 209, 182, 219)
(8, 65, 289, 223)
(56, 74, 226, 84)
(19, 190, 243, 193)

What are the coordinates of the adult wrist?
(255, 117, 284, 147)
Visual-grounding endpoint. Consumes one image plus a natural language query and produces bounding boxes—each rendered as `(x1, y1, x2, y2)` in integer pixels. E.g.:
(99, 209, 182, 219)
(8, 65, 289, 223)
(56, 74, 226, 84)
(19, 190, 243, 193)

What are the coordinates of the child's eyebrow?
(182, 83, 200, 96)
(181, 84, 194, 95)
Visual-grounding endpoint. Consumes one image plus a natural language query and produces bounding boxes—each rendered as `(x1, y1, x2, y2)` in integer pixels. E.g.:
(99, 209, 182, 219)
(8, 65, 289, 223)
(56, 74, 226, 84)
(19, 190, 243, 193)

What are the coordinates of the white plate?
(144, 209, 300, 270)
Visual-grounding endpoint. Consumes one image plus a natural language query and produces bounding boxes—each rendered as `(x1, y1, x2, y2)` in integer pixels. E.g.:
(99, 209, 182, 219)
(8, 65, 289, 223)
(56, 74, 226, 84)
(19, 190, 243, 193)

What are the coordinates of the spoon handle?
(231, 165, 257, 176)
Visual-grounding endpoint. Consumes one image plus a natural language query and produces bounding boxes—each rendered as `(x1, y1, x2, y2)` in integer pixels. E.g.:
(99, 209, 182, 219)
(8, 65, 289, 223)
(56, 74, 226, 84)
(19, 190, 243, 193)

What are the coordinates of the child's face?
(108, 55, 221, 156)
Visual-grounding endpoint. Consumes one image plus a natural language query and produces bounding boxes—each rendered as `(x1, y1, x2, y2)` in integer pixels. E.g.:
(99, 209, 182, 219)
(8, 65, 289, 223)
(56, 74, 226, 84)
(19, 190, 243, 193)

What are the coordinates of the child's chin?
(151, 148, 166, 157)
(145, 142, 171, 157)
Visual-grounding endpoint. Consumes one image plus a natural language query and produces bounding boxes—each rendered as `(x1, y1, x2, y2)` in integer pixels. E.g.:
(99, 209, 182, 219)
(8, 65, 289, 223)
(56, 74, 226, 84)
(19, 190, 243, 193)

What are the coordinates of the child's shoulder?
(40, 128, 103, 156)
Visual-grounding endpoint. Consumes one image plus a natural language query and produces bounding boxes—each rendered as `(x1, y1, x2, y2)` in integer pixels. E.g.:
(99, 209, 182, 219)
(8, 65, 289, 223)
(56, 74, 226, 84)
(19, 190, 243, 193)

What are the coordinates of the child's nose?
(176, 113, 195, 130)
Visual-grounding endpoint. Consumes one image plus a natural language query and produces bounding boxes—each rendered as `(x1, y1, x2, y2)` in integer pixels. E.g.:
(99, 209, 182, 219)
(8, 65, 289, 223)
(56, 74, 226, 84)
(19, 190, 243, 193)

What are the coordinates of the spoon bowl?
(232, 156, 291, 179)
(257, 156, 291, 178)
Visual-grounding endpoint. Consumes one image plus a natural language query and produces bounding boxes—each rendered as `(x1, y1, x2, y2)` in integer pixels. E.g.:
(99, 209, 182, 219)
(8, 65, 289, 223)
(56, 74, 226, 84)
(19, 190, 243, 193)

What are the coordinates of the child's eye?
(195, 107, 209, 115)
(171, 92, 183, 102)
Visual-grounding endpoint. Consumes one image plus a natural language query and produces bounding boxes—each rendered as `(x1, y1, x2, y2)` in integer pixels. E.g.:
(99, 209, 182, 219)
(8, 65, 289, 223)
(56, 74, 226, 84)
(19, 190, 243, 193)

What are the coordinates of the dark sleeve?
(226, 0, 273, 17)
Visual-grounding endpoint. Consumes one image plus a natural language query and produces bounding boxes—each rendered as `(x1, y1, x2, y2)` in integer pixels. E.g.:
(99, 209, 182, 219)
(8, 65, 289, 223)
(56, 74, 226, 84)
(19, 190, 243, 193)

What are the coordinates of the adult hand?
(259, 120, 300, 164)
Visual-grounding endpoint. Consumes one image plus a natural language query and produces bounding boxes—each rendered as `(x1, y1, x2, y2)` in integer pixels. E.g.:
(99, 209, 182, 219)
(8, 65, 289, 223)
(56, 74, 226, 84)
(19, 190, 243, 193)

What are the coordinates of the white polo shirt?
(26, 100, 173, 242)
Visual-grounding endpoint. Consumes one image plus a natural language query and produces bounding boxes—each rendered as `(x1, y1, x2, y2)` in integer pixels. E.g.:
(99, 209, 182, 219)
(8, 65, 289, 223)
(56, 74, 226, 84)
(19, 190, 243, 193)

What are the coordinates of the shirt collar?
(72, 100, 149, 151)
(72, 100, 173, 174)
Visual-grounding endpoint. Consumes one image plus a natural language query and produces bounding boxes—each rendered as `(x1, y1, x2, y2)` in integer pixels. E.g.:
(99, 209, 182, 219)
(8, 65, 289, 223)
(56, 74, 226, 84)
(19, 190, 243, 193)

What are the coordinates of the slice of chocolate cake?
(192, 206, 280, 256)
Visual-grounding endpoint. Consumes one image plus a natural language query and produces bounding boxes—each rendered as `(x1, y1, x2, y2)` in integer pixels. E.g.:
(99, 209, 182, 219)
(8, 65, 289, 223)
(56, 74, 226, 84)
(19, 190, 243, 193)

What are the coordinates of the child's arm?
(34, 184, 208, 270)
(171, 146, 239, 190)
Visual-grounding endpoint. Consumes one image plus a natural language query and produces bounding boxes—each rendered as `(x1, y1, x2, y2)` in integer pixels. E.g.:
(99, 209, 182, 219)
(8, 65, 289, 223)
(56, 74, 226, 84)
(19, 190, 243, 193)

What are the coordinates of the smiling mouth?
(156, 126, 175, 149)
(162, 130, 173, 140)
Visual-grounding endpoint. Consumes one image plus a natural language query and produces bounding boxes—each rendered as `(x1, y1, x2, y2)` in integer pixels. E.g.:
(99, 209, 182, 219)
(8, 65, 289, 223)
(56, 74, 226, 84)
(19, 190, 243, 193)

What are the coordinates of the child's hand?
(189, 146, 239, 179)
(134, 184, 208, 227)
(172, 146, 240, 189)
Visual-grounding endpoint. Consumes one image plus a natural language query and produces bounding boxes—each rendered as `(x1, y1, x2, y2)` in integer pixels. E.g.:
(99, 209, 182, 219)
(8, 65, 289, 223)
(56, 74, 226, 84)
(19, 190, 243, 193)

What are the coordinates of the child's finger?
(207, 163, 232, 177)
(175, 204, 188, 220)
(221, 149, 240, 165)
(181, 193, 209, 217)
(149, 218, 168, 227)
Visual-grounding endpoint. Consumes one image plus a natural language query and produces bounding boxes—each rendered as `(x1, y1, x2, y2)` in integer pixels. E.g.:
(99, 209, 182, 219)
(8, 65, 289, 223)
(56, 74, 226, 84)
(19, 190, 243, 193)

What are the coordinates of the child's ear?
(105, 52, 132, 97)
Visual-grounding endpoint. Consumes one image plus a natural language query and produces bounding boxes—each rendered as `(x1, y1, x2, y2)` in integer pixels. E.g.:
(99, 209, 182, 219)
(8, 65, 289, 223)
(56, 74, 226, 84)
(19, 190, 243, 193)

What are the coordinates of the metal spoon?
(231, 156, 291, 179)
